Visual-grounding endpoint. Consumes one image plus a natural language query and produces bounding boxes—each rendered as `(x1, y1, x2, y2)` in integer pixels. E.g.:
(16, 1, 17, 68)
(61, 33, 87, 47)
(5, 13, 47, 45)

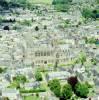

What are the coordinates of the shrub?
(75, 83, 89, 98)
(61, 84, 73, 99)
(35, 71, 42, 81)
(35, 26, 39, 31)
(48, 79, 61, 97)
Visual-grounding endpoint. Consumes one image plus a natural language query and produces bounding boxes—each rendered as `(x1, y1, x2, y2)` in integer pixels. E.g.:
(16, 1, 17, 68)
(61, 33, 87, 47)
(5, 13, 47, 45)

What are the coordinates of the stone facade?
(32, 44, 71, 67)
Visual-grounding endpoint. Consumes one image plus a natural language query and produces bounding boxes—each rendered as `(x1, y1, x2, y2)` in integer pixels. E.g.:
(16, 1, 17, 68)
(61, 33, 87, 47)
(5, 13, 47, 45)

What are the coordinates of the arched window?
(35, 51, 40, 57)
(44, 52, 46, 56)
(44, 61, 47, 64)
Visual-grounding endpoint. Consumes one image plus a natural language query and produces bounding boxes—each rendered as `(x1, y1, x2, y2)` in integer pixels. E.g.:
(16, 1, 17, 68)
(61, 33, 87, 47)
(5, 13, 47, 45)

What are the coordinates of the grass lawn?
(28, 0, 53, 4)
(24, 96, 40, 100)
(7, 81, 19, 88)
(41, 82, 49, 91)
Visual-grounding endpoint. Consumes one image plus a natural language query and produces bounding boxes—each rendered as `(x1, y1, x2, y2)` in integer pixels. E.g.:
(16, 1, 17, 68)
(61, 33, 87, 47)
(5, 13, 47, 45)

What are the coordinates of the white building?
(2, 89, 21, 100)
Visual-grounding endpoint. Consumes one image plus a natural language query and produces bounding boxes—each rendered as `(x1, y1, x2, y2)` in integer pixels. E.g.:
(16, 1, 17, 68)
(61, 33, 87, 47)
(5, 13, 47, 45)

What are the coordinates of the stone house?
(2, 89, 21, 100)
(24, 81, 40, 90)
(46, 71, 70, 81)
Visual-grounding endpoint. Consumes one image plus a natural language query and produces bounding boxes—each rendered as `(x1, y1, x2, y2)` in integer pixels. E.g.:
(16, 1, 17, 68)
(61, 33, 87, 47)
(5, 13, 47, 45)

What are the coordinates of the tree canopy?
(35, 71, 42, 81)
(61, 84, 73, 99)
(48, 79, 61, 97)
(52, 0, 72, 5)
(75, 83, 89, 98)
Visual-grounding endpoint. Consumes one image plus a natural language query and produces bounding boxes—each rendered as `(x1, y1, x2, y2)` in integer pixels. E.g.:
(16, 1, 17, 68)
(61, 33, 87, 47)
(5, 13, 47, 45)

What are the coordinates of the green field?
(28, 0, 52, 4)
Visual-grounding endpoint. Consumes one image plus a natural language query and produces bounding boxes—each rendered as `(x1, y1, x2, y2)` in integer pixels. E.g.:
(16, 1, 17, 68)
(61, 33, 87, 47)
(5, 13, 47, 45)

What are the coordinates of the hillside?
(0, 0, 99, 100)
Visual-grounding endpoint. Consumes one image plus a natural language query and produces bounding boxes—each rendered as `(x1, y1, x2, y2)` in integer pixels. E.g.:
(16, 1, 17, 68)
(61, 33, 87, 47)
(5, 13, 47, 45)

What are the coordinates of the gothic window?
(35, 51, 40, 57)
(44, 52, 46, 56)
(44, 61, 47, 64)
(41, 52, 43, 56)
(47, 51, 50, 56)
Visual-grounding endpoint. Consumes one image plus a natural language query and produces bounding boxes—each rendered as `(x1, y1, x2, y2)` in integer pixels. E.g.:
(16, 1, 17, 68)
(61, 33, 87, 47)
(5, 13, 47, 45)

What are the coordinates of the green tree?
(91, 58, 97, 65)
(35, 71, 42, 81)
(48, 79, 61, 97)
(13, 75, 27, 84)
(82, 8, 93, 19)
(61, 84, 73, 99)
(54, 4, 69, 12)
(96, 0, 99, 3)
(52, 0, 72, 12)
(75, 83, 89, 98)
(0, 0, 9, 7)
(88, 37, 96, 44)
(0, 67, 4, 73)
(84, 37, 97, 44)
(35, 26, 39, 31)
(11, 0, 27, 4)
